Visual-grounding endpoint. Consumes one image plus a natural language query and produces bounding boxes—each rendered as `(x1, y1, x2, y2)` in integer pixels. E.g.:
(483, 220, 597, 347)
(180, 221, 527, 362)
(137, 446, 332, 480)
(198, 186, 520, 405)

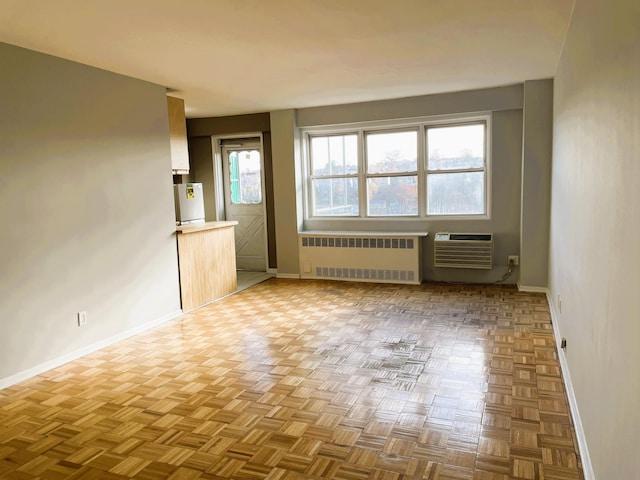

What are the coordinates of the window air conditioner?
(434, 232, 493, 269)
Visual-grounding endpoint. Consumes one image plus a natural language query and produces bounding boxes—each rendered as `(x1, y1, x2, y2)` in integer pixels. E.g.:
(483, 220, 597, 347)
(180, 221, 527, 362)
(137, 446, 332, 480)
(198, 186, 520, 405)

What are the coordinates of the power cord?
(444, 258, 516, 285)
(493, 258, 515, 284)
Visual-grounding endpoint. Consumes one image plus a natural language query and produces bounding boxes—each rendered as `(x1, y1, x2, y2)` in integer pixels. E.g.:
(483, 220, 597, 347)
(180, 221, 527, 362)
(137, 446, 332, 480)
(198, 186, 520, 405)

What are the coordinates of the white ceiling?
(0, 0, 575, 118)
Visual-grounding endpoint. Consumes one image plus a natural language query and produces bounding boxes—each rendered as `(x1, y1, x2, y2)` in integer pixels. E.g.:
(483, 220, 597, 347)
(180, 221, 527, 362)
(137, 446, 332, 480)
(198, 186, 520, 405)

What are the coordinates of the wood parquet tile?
(0, 280, 584, 479)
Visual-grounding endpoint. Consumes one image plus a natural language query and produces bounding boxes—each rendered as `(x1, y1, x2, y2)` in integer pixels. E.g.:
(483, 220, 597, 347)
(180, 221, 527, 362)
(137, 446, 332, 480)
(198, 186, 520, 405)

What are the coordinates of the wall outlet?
(77, 311, 87, 327)
(508, 255, 519, 265)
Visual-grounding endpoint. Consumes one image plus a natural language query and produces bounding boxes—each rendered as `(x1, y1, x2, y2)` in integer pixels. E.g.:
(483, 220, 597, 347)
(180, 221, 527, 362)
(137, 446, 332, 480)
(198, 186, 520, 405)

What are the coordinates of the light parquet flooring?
(0, 280, 584, 479)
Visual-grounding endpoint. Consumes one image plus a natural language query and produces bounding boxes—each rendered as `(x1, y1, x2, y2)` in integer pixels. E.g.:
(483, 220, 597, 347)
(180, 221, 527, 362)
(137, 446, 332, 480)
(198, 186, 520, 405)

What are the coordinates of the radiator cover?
(298, 232, 425, 285)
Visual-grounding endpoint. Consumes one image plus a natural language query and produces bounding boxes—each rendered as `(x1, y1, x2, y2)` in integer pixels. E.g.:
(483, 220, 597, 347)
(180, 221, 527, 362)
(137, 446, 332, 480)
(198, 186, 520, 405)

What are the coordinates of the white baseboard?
(545, 292, 596, 480)
(275, 273, 300, 279)
(266, 268, 278, 274)
(517, 283, 550, 293)
(0, 309, 183, 390)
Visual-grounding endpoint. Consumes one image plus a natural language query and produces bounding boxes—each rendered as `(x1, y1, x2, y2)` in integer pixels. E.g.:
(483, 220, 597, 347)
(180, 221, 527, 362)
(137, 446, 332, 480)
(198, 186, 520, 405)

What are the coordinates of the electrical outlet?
(508, 255, 519, 265)
(77, 311, 87, 327)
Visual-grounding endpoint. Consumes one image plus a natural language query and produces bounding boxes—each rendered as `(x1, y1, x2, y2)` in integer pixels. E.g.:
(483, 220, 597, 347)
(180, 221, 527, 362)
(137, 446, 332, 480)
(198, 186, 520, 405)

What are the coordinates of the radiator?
(434, 232, 493, 269)
(298, 232, 426, 285)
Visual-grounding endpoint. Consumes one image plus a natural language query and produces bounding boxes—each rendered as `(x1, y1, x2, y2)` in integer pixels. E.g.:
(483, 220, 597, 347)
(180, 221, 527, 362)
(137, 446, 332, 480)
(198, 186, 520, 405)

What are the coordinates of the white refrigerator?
(174, 183, 205, 225)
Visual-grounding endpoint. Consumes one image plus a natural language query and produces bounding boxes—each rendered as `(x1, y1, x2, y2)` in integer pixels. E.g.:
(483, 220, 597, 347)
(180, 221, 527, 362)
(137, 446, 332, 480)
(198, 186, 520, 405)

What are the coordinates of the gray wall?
(549, 0, 640, 478)
(0, 43, 182, 382)
(270, 110, 303, 276)
(296, 85, 526, 283)
(520, 79, 553, 288)
(297, 85, 524, 126)
(186, 85, 550, 284)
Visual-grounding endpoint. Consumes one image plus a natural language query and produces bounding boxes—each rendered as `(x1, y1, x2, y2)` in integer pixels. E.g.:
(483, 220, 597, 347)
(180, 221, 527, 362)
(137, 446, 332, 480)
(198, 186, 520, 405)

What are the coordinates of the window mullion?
(358, 128, 366, 218)
(426, 167, 485, 175)
(418, 124, 426, 217)
(366, 171, 416, 179)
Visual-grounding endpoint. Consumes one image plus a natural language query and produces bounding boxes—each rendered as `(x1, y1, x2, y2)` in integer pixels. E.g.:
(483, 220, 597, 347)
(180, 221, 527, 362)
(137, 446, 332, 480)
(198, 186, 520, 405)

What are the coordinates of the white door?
(221, 142, 267, 271)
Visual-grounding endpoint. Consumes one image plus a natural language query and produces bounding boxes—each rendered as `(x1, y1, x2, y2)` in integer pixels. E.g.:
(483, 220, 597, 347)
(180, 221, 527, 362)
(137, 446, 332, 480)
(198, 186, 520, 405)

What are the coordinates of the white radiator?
(298, 232, 426, 285)
(434, 232, 493, 269)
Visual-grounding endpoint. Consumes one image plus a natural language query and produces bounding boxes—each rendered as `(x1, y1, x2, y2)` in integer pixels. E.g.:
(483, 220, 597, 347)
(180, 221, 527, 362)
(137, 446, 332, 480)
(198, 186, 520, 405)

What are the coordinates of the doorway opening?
(213, 135, 271, 283)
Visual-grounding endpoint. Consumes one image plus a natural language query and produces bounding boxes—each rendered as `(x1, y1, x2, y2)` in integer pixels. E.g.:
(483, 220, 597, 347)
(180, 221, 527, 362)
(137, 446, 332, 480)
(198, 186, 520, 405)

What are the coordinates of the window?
(309, 134, 359, 216)
(426, 124, 485, 215)
(366, 130, 418, 216)
(304, 115, 489, 220)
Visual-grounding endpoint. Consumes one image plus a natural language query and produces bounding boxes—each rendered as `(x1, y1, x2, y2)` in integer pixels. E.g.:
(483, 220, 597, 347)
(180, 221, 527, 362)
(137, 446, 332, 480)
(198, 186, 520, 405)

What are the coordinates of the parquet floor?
(0, 279, 584, 479)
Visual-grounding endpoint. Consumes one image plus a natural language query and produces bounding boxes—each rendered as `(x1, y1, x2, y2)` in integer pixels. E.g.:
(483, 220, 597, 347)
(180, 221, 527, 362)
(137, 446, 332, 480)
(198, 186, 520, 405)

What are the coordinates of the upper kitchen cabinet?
(167, 95, 190, 174)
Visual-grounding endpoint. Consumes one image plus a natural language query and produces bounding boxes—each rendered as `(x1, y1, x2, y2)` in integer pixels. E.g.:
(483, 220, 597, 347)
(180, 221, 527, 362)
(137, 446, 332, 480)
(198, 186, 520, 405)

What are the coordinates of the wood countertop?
(176, 221, 238, 235)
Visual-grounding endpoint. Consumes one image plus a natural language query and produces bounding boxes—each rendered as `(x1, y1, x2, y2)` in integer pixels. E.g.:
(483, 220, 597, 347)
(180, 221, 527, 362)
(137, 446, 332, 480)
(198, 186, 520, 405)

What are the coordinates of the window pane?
(427, 172, 484, 215)
(311, 135, 358, 176)
(366, 131, 417, 174)
(428, 124, 484, 170)
(229, 150, 262, 204)
(367, 175, 418, 216)
(312, 178, 359, 216)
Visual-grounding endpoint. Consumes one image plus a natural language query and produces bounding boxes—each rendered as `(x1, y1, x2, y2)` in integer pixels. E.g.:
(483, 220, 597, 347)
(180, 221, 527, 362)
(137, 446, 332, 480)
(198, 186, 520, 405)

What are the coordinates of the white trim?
(545, 291, 596, 480)
(276, 273, 300, 279)
(0, 309, 183, 390)
(515, 282, 595, 479)
(517, 283, 549, 293)
(300, 111, 493, 132)
(301, 113, 492, 223)
(212, 132, 271, 272)
(267, 267, 278, 274)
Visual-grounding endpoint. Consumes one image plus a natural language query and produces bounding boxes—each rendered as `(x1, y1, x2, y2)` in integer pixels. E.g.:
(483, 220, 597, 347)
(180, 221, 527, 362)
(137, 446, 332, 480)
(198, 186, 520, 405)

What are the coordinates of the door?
(221, 141, 267, 271)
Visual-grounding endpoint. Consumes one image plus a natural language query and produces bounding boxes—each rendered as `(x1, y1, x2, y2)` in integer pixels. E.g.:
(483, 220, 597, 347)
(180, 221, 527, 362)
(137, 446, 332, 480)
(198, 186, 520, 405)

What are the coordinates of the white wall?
(549, 0, 640, 477)
(0, 43, 182, 383)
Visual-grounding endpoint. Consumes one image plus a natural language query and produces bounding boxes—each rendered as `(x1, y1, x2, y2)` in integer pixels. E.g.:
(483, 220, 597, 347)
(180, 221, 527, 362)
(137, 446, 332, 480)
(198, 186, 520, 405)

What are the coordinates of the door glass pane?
(427, 171, 484, 215)
(367, 175, 418, 216)
(229, 150, 262, 204)
(366, 131, 417, 174)
(312, 177, 359, 216)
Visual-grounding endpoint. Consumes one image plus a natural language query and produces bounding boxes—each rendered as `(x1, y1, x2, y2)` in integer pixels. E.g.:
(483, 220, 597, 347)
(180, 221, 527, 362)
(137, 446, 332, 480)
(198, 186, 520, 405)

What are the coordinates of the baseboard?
(546, 292, 596, 480)
(275, 273, 300, 279)
(517, 283, 550, 293)
(0, 309, 183, 390)
(266, 268, 278, 274)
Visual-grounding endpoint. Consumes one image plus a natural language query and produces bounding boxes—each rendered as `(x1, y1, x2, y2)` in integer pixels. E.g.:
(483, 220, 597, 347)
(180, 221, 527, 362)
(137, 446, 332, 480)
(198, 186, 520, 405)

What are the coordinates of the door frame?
(211, 133, 272, 272)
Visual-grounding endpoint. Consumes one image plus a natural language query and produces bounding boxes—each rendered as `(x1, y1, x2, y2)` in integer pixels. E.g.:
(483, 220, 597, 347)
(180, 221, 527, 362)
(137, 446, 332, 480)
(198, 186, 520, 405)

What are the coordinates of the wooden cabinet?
(167, 95, 190, 174)
(176, 221, 238, 312)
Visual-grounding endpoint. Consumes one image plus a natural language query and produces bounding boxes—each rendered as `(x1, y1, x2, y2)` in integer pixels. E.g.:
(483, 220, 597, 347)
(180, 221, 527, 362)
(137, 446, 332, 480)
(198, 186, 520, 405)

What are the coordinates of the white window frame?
(301, 113, 492, 222)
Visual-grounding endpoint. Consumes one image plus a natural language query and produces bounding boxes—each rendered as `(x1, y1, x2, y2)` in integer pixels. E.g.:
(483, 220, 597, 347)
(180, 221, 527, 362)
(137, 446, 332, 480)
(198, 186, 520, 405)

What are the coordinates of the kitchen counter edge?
(176, 221, 238, 235)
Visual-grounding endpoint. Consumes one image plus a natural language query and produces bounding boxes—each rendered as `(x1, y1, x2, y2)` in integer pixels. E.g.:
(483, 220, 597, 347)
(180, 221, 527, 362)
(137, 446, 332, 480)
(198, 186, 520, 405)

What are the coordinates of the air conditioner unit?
(434, 232, 493, 269)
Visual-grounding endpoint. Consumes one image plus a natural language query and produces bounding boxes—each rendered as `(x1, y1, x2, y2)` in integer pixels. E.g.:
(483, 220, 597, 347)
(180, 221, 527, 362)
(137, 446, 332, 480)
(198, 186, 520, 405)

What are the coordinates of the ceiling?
(0, 0, 575, 118)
